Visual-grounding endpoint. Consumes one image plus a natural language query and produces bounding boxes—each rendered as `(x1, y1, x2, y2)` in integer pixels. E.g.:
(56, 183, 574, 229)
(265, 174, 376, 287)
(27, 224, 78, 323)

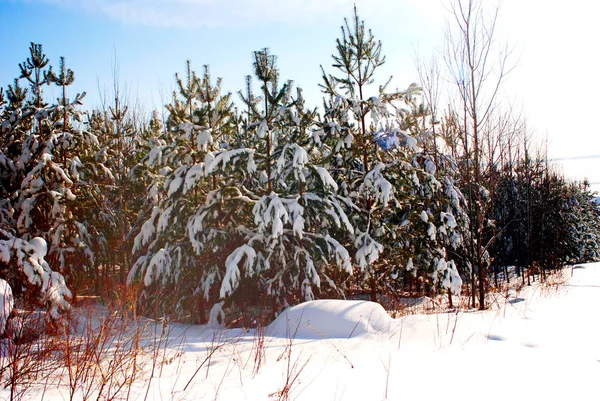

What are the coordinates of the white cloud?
(27, 0, 441, 29)
(32, 0, 372, 28)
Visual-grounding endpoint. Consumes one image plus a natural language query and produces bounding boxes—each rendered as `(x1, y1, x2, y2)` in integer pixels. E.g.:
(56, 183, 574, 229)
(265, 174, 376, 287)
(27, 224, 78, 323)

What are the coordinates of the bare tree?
(415, 54, 443, 163)
(443, 0, 513, 309)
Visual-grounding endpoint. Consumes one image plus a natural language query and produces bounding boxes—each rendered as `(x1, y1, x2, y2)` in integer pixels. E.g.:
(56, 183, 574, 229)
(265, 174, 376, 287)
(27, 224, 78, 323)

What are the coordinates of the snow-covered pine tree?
(215, 48, 352, 314)
(82, 79, 152, 293)
(0, 44, 76, 317)
(14, 55, 99, 295)
(129, 62, 238, 322)
(489, 153, 600, 282)
(129, 53, 353, 323)
(571, 181, 600, 263)
(1, 44, 120, 306)
(317, 7, 467, 301)
(395, 90, 469, 300)
(129, 110, 167, 198)
(18, 42, 52, 111)
(0, 231, 72, 319)
(0, 88, 12, 229)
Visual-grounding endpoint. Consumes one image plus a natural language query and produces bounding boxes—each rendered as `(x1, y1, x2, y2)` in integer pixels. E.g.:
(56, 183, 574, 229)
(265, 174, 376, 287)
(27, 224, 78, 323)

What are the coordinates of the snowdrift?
(267, 299, 393, 339)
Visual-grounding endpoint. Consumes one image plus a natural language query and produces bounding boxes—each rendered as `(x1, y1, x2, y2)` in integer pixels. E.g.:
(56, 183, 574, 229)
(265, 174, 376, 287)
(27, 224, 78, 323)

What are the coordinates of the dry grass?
(0, 296, 175, 401)
(384, 266, 572, 318)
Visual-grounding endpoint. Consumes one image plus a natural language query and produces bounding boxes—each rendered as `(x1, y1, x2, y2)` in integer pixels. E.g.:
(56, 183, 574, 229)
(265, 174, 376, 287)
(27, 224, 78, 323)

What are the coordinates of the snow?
(5, 265, 600, 400)
(287, 199, 305, 238)
(403, 131, 418, 151)
(291, 144, 308, 171)
(373, 129, 399, 150)
(167, 175, 183, 197)
(132, 207, 160, 253)
(143, 248, 172, 286)
(0, 231, 71, 320)
(424, 157, 436, 174)
(354, 232, 383, 271)
(324, 234, 352, 273)
(183, 163, 204, 193)
(170, 265, 600, 400)
(196, 129, 213, 151)
(314, 166, 338, 191)
(444, 260, 462, 295)
(431, 255, 463, 296)
(205, 149, 252, 174)
(220, 244, 256, 298)
(0, 241, 9, 264)
(253, 195, 289, 239)
(427, 222, 436, 240)
(156, 205, 173, 234)
(166, 166, 187, 197)
(207, 300, 225, 328)
(29, 237, 47, 259)
(246, 152, 257, 174)
(364, 162, 393, 207)
(147, 147, 162, 167)
(405, 257, 415, 275)
(330, 197, 354, 234)
(268, 300, 393, 339)
(0, 279, 13, 335)
(440, 210, 458, 229)
(257, 119, 268, 138)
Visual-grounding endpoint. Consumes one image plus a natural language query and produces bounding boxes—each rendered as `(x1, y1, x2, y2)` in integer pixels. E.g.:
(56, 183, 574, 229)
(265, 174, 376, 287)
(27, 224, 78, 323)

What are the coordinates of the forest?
(1, 2, 599, 332)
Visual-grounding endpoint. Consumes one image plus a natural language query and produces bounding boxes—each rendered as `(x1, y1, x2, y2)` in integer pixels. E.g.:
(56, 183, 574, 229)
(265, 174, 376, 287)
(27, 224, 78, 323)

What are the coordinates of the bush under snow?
(267, 299, 393, 339)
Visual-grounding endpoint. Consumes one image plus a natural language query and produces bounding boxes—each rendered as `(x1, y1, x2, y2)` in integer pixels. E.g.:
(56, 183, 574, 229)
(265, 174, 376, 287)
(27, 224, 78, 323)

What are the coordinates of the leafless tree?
(443, 0, 514, 309)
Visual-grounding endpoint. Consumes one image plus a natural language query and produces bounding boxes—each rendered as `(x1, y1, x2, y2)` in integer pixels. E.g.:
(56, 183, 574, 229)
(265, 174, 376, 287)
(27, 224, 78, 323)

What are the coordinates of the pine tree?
(129, 54, 354, 323)
(83, 79, 151, 294)
(18, 42, 52, 110)
(318, 7, 468, 301)
(218, 48, 352, 313)
(567, 181, 600, 263)
(1, 44, 120, 307)
(0, 44, 78, 318)
(129, 62, 238, 322)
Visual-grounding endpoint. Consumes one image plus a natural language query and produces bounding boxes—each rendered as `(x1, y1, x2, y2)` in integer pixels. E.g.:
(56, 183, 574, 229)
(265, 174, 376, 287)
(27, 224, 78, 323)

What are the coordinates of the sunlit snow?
(4, 265, 600, 400)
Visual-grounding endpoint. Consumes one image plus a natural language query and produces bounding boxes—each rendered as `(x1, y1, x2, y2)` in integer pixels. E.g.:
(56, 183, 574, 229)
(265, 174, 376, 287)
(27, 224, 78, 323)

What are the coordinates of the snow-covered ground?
(6, 264, 600, 400)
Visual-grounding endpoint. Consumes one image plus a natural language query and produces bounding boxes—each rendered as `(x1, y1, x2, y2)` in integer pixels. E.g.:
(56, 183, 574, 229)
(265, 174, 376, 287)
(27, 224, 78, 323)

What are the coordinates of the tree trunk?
(370, 276, 378, 303)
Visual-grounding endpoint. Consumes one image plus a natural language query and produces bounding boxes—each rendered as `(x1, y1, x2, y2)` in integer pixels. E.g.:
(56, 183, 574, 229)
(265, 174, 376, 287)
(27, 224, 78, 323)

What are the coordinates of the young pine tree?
(0, 44, 88, 317)
(129, 62, 238, 322)
(318, 7, 467, 302)
(130, 54, 354, 323)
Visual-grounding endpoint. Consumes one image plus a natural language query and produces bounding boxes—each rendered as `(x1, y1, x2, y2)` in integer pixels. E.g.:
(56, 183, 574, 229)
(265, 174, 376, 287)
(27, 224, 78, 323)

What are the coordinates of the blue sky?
(2, 0, 442, 110)
(2, 0, 600, 189)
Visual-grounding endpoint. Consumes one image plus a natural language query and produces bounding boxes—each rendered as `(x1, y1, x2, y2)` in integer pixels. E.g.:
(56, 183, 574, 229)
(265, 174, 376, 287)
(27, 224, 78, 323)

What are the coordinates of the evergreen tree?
(129, 54, 353, 323)
(318, 7, 468, 302)
(18, 42, 52, 110)
(0, 44, 77, 317)
(83, 81, 151, 294)
(490, 154, 600, 283)
(221, 48, 352, 312)
(129, 62, 238, 322)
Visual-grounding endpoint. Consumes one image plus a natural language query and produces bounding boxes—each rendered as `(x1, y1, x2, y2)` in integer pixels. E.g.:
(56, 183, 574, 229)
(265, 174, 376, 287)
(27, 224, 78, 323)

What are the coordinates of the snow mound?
(267, 300, 393, 339)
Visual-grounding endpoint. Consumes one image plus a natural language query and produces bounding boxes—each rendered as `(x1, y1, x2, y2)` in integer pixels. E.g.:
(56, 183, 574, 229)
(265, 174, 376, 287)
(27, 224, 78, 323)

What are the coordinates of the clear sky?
(2, 0, 600, 189)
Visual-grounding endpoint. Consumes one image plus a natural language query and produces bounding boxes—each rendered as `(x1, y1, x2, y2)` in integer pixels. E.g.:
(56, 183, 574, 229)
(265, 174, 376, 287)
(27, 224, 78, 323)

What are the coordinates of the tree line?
(1, 1, 598, 327)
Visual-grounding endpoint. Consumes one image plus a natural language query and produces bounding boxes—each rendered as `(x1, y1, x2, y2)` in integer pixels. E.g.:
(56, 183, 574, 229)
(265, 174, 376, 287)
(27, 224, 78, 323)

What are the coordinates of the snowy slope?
(6, 264, 600, 400)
